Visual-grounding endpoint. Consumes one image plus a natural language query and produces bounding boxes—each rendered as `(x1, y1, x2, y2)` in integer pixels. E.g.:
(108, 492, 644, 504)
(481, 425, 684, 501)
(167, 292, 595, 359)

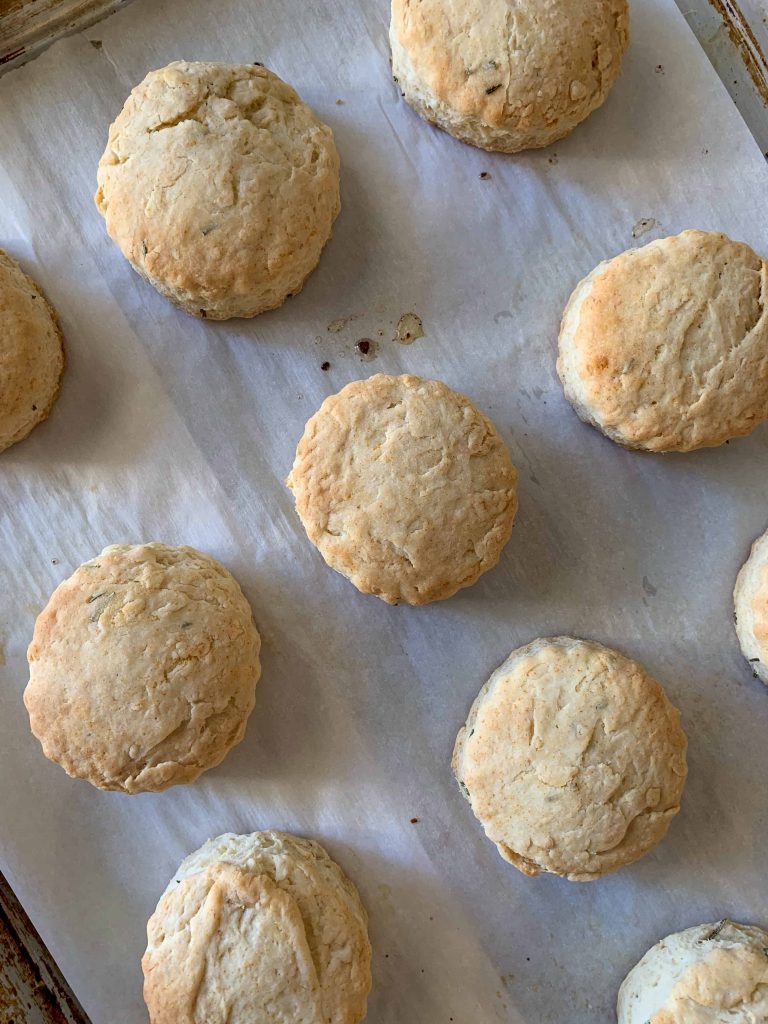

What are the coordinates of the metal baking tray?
(0, 0, 766, 1021)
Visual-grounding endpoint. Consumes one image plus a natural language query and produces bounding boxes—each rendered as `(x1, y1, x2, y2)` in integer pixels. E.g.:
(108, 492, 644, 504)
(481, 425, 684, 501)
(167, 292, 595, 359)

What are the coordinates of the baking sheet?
(1, 1, 768, 1021)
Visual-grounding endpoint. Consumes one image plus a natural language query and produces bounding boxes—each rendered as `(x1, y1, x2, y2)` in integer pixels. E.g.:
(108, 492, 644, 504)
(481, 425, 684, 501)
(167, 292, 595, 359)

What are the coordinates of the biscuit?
(617, 919, 768, 1023)
(143, 831, 372, 1024)
(734, 526, 768, 685)
(390, 0, 628, 153)
(95, 61, 340, 319)
(557, 230, 768, 452)
(452, 637, 687, 881)
(0, 249, 65, 453)
(286, 373, 518, 605)
(24, 543, 260, 793)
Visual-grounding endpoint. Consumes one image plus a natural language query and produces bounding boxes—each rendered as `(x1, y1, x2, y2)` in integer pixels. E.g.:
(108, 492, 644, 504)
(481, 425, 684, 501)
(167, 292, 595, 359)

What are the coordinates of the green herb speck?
(704, 919, 727, 941)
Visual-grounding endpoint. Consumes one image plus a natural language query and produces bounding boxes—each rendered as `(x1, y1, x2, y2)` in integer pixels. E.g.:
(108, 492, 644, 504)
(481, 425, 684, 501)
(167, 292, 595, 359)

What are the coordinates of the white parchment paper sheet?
(1, 1, 767, 1021)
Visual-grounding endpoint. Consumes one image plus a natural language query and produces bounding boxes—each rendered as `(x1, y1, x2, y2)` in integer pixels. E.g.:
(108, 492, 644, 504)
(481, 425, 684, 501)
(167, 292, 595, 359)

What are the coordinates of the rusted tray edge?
(0, 870, 92, 1024)
(675, 0, 768, 153)
(0, 0, 133, 73)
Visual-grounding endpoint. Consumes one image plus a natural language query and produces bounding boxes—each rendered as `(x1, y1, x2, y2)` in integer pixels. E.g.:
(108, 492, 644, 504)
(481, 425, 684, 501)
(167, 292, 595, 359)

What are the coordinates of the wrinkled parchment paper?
(1, 1, 768, 1021)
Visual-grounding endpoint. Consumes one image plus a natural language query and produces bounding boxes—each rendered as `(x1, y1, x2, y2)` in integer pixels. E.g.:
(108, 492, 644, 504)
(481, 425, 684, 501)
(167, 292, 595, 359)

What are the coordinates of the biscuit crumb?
(336, 98, 344, 105)
(480, 171, 491, 179)
(90, 39, 103, 50)
(655, 64, 664, 74)
(410, 817, 419, 824)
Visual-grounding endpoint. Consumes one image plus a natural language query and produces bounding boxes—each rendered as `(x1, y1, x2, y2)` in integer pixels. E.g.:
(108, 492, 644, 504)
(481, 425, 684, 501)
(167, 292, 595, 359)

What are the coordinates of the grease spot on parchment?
(632, 217, 657, 239)
(328, 312, 364, 333)
(394, 312, 424, 345)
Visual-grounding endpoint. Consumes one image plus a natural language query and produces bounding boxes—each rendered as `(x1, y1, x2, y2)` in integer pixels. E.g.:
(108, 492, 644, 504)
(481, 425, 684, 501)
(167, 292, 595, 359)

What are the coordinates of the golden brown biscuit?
(617, 920, 768, 1023)
(286, 373, 518, 605)
(95, 61, 340, 319)
(0, 249, 64, 453)
(557, 231, 768, 452)
(24, 543, 260, 793)
(390, 0, 628, 152)
(143, 831, 371, 1024)
(734, 526, 768, 685)
(453, 637, 687, 881)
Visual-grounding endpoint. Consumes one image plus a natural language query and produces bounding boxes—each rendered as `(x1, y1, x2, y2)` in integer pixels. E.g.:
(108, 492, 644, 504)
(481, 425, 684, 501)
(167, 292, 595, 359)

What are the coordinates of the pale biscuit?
(618, 920, 768, 1023)
(557, 230, 768, 452)
(24, 543, 260, 793)
(143, 831, 372, 1024)
(452, 637, 687, 881)
(734, 526, 768, 685)
(390, 0, 628, 153)
(0, 249, 65, 453)
(286, 373, 518, 605)
(95, 61, 340, 319)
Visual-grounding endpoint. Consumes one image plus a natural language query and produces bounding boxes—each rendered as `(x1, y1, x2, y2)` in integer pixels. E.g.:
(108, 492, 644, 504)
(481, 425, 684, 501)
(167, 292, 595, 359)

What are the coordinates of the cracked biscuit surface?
(0, 249, 65, 453)
(95, 61, 340, 319)
(24, 543, 261, 793)
(452, 637, 687, 881)
(143, 831, 372, 1024)
(286, 373, 518, 605)
(618, 920, 768, 1023)
(390, 0, 628, 152)
(734, 526, 768, 686)
(557, 230, 768, 451)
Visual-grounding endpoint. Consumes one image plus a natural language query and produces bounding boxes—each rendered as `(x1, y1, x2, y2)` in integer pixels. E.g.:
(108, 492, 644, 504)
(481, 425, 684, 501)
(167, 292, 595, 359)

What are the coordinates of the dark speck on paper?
(357, 338, 377, 361)
(321, 361, 331, 371)
(90, 39, 103, 50)
(642, 576, 657, 597)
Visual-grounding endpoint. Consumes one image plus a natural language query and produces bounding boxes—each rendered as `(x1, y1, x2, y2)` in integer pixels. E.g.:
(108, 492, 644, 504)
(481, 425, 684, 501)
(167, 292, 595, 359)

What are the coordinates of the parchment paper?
(1, 1, 767, 1021)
